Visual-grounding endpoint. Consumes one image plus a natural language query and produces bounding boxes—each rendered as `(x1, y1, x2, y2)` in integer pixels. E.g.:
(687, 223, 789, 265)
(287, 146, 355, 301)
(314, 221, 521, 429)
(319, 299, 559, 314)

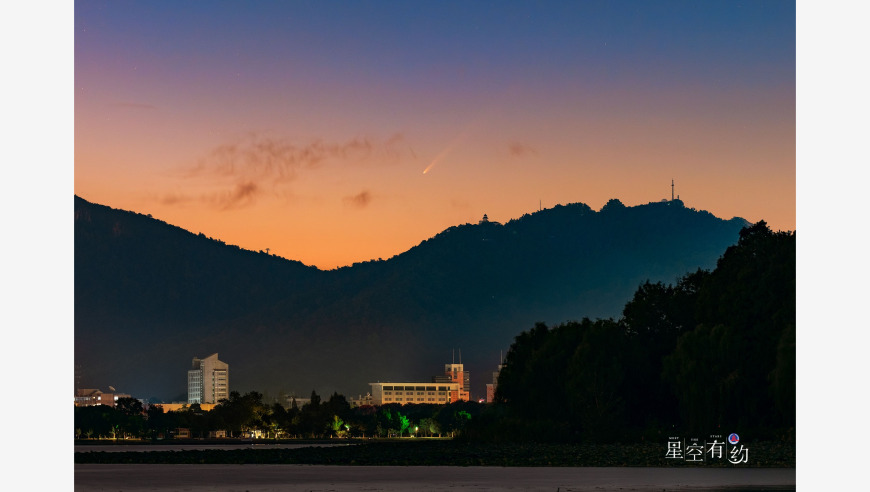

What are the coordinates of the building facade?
(348, 393, 374, 408)
(368, 356, 475, 406)
(369, 382, 460, 405)
(187, 353, 229, 404)
(74, 388, 131, 407)
(435, 363, 471, 401)
(485, 360, 505, 403)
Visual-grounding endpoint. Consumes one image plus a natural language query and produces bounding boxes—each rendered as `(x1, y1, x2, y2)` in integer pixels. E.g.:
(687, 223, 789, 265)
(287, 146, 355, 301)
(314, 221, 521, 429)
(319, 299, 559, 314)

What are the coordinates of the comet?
(423, 143, 458, 174)
(422, 127, 473, 175)
(421, 86, 518, 175)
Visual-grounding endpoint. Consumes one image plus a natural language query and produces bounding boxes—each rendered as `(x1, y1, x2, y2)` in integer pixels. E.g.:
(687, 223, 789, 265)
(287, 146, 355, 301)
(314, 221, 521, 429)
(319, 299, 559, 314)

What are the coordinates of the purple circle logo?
(728, 433, 740, 444)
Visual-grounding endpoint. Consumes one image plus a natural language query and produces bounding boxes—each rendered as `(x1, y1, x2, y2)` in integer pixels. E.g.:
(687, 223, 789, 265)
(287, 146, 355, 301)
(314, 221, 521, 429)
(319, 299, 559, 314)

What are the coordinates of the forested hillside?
(75, 195, 748, 401)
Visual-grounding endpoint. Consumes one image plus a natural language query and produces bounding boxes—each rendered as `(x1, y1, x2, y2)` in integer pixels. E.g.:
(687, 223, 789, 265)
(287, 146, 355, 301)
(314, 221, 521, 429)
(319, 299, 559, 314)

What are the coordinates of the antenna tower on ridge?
(671, 179, 674, 201)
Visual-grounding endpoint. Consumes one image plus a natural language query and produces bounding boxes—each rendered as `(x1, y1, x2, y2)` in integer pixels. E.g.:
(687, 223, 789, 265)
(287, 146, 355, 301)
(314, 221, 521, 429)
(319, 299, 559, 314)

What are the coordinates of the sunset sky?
(74, 0, 796, 270)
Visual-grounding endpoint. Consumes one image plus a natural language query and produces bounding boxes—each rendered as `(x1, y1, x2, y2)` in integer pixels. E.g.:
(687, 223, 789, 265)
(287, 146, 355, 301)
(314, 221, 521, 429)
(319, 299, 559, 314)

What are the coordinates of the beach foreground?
(75, 464, 795, 491)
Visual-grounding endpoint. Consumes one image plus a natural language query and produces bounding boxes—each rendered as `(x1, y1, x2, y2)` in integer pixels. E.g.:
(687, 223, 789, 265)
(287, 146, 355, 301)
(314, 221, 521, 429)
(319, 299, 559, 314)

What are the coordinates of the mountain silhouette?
(74, 195, 748, 401)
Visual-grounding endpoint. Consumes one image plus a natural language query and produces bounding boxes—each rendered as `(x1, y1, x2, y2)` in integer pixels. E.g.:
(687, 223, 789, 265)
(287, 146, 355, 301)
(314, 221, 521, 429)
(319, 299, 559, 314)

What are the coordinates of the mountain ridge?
(74, 195, 749, 401)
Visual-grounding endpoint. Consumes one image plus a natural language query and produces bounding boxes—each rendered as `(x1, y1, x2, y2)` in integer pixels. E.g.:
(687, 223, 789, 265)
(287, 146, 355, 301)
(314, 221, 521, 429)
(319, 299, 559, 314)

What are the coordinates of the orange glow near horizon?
(74, 2, 795, 270)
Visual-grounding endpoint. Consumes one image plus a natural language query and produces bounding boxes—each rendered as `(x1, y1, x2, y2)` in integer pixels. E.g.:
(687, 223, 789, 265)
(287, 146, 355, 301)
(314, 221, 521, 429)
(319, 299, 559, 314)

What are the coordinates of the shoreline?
(75, 464, 797, 491)
(74, 440, 796, 468)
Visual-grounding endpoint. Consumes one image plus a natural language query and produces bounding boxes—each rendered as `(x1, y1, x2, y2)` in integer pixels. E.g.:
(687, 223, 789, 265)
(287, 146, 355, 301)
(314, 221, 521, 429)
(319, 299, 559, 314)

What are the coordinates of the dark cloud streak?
(343, 190, 372, 209)
(508, 141, 537, 157)
(212, 181, 260, 210)
(168, 133, 408, 211)
(192, 134, 405, 183)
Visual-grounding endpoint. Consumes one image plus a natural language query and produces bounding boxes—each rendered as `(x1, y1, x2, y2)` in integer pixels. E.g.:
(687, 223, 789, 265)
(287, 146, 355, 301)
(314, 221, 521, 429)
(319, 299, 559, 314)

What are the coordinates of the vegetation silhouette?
(480, 221, 794, 443)
(74, 390, 484, 441)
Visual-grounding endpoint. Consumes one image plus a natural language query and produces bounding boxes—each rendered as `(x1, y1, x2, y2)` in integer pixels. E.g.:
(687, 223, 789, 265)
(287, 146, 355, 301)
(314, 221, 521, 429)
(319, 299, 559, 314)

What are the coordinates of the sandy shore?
(75, 464, 795, 491)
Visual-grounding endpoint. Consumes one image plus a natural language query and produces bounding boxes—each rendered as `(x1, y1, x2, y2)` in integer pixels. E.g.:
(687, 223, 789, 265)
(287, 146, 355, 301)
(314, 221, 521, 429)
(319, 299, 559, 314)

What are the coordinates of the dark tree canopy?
(489, 222, 795, 442)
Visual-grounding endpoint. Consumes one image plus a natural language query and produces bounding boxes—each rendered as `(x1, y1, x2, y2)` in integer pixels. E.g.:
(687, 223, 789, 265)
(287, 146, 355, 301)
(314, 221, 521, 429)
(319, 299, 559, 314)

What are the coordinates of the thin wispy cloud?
(343, 190, 372, 209)
(158, 185, 260, 211)
(159, 192, 193, 206)
(190, 133, 407, 182)
(508, 141, 537, 158)
(166, 133, 410, 211)
(207, 181, 261, 211)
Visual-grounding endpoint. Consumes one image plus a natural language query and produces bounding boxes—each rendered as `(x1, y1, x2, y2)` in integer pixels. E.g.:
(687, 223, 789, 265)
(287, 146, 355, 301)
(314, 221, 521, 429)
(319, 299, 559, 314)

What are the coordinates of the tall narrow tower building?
(187, 353, 229, 404)
(433, 361, 471, 401)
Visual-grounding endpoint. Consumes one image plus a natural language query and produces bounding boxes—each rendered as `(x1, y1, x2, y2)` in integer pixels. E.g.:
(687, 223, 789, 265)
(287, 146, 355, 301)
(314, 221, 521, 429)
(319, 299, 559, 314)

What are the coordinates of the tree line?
(472, 221, 794, 443)
(74, 390, 485, 440)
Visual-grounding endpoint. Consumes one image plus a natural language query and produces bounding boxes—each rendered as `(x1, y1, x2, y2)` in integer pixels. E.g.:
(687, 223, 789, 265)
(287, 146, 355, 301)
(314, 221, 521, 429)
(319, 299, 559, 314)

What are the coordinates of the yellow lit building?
(369, 382, 460, 405)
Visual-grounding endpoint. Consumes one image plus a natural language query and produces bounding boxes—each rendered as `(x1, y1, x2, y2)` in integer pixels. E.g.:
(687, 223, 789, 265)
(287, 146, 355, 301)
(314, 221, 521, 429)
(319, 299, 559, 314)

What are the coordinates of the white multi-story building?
(187, 353, 229, 404)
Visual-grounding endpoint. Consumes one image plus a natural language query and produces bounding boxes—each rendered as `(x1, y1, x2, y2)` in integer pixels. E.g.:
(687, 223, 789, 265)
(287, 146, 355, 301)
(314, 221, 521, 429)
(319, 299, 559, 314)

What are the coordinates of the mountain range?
(74, 195, 749, 402)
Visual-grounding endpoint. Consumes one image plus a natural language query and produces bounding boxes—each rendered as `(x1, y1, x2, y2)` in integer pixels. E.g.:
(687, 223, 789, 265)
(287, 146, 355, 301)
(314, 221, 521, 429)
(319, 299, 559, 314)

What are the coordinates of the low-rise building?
(369, 382, 460, 405)
(369, 356, 474, 406)
(284, 395, 311, 409)
(74, 388, 132, 407)
(349, 393, 374, 408)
